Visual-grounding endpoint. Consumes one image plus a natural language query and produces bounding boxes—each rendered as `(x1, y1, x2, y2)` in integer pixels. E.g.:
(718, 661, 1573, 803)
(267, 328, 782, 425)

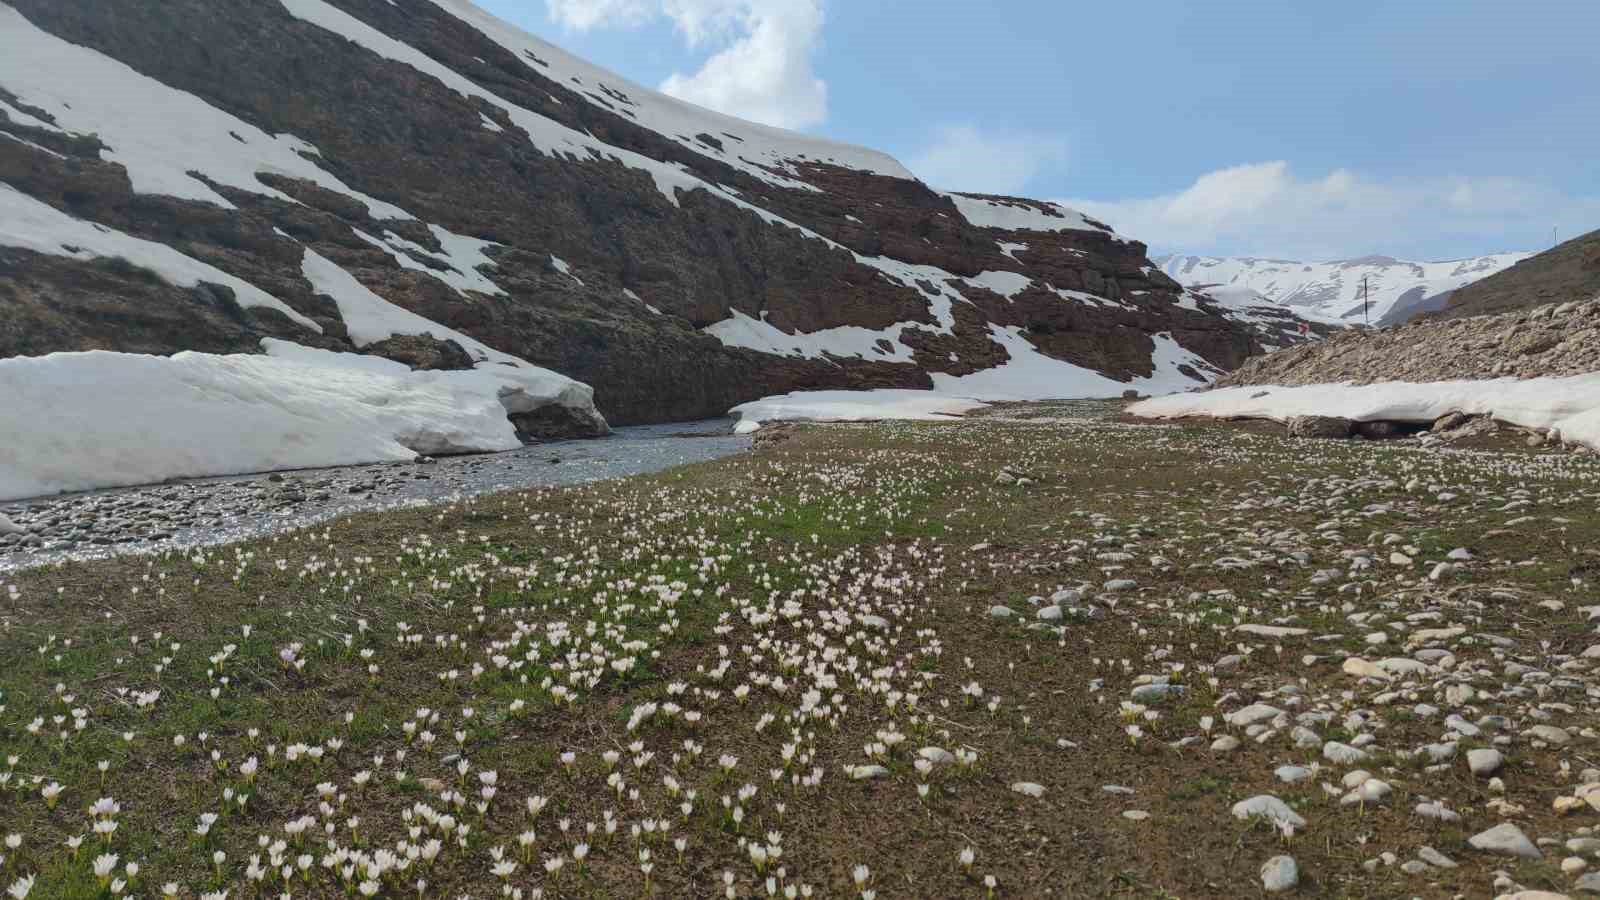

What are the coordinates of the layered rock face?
(0, 0, 1301, 425)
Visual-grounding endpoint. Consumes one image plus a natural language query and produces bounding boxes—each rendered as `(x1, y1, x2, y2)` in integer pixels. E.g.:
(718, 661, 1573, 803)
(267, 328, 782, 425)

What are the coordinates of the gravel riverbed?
(0, 419, 748, 571)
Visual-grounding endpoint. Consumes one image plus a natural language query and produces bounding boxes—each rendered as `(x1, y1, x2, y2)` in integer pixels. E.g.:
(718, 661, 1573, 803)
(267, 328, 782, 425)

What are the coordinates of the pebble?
(1226, 704, 1282, 727)
(1260, 855, 1298, 893)
(1323, 741, 1368, 764)
(1469, 747, 1505, 776)
(1286, 726, 1318, 749)
(1236, 624, 1310, 638)
(1274, 765, 1313, 784)
(1525, 725, 1571, 745)
(1131, 682, 1183, 701)
(1010, 782, 1046, 798)
(1469, 822, 1542, 859)
(1342, 657, 1388, 679)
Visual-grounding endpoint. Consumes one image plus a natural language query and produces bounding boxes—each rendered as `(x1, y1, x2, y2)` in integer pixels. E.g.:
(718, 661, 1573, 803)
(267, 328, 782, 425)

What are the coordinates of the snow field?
(1128, 377, 1600, 451)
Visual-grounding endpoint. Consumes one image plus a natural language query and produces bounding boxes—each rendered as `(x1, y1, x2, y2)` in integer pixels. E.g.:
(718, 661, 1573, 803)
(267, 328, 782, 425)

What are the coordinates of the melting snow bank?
(1127, 377, 1600, 450)
(0, 341, 607, 501)
(730, 390, 988, 433)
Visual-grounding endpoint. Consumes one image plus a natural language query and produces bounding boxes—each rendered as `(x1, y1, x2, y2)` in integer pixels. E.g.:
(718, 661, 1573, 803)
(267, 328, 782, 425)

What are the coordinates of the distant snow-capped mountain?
(1155, 253, 1531, 326)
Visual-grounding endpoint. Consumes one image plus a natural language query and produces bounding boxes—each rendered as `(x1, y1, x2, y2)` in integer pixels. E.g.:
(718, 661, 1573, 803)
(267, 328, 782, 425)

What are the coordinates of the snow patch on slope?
(930, 326, 1213, 401)
(964, 270, 1033, 300)
(945, 193, 1119, 237)
(732, 329, 1218, 429)
(1128, 377, 1600, 451)
(548, 255, 584, 286)
(0, 341, 602, 501)
(354, 227, 506, 297)
(0, 4, 408, 218)
(703, 310, 916, 362)
(300, 248, 522, 361)
(0, 184, 322, 332)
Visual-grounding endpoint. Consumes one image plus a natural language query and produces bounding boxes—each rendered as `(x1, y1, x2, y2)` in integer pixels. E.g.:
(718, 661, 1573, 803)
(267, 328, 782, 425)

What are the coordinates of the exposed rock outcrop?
(366, 334, 476, 371)
(1285, 416, 1352, 439)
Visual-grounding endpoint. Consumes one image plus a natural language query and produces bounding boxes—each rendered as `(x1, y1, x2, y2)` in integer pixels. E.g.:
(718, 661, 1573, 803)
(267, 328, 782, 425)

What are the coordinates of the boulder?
(1287, 416, 1353, 439)
(507, 403, 611, 443)
(366, 334, 477, 371)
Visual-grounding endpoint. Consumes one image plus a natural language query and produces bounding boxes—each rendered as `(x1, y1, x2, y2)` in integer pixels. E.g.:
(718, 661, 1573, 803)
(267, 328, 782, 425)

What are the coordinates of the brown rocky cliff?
(0, 0, 1301, 424)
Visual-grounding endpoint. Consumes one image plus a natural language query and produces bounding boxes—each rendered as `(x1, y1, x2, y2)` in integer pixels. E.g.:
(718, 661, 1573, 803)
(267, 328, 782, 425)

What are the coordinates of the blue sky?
(478, 0, 1600, 260)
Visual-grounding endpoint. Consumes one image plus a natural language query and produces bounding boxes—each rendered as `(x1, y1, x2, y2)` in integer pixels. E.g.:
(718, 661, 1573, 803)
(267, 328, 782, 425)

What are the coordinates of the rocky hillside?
(0, 0, 1306, 428)
(1214, 293, 1600, 388)
(1437, 227, 1600, 320)
(1157, 252, 1528, 326)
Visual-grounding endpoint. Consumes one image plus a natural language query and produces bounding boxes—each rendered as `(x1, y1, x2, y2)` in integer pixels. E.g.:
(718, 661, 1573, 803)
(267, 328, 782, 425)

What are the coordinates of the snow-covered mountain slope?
(1157, 253, 1530, 326)
(1, 0, 1316, 495)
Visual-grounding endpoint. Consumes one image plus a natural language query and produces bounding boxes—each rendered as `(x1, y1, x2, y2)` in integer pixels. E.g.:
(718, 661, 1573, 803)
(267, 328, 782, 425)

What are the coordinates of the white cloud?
(906, 125, 1068, 196)
(546, 0, 654, 31)
(545, 0, 828, 130)
(1064, 161, 1600, 258)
